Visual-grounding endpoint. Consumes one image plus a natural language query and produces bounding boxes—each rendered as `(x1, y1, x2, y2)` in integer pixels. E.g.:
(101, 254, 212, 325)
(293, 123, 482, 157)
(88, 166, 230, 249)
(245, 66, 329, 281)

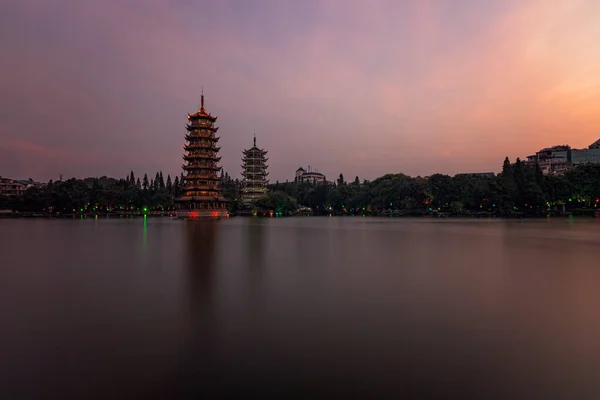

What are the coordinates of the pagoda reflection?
(184, 220, 218, 327)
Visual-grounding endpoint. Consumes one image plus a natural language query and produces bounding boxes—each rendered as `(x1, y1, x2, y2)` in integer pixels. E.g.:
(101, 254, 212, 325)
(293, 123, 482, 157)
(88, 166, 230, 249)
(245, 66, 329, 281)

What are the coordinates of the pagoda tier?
(175, 94, 228, 219)
(184, 134, 219, 142)
(241, 171, 269, 177)
(186, 124, 219, 132)
(183, 143, 220, 151)
(183, 177, 221, 184)
(241, 164, 269, 175)
(183, 154, 221, 162)
(242, 157, 269, 163)
(182, 165, 221, 172)
(187, 112, 217, 122)
(242, 149, 267, 155)
(184, 185, 220, 191)
(184, 174, 222, 181)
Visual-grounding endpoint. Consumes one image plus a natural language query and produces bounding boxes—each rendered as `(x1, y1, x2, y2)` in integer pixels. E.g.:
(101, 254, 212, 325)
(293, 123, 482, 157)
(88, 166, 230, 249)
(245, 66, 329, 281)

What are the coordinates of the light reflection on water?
(2, 217, 600, 398)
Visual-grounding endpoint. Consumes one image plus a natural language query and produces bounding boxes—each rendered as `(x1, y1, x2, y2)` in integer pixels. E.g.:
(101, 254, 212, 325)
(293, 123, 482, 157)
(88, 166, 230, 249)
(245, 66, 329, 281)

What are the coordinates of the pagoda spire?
(200, 86, 204, 110)
(253, 133, 256, 147)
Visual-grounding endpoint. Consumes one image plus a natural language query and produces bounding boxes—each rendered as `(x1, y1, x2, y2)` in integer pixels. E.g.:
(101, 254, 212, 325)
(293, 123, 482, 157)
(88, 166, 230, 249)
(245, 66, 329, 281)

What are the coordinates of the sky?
(1, 0, 600, 182)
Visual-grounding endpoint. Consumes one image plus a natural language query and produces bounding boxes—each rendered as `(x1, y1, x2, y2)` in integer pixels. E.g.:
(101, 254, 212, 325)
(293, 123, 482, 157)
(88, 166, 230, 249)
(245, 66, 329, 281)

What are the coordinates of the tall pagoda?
(241, 135, 269, 206)
(175, 94, 228, 218)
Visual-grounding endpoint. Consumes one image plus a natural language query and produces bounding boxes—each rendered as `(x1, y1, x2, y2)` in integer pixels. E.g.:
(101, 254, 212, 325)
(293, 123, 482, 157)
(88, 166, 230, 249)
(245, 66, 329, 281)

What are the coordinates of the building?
(241, 135, 269, 206)
(295, 166, 326, 184)
(526, 145, 570, 175)
(0, 177, 27, 196)
(175, 94, 229, 218)
(526, 140, 600, 175)
(571, 148, 600, 165)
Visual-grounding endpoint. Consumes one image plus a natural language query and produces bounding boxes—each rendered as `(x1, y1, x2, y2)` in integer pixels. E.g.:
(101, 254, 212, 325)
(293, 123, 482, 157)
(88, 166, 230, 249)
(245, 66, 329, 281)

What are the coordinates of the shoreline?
(1, 211, 597, 219)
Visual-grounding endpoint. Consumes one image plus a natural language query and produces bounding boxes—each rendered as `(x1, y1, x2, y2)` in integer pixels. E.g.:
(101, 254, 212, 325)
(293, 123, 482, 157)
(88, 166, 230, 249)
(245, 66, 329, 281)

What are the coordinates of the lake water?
(2, 217, 600, 398)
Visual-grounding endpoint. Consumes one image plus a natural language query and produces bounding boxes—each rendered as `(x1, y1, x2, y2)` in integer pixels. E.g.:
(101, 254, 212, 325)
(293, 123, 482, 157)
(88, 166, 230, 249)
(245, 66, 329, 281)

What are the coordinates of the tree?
(136, 177, 141, 189)
(254, 191, 296, 214)
(130, 170, 135, 185)
(159, 171, 165, 189)
(166, 174, 172, 193)
(499, 156, 517, 209)
(143, 174, 149, 191)
(513, 158, 527, 207)
(337, 174, 345, 186)
(173, 176, 180, 197)
(353, 176, 360, 185)
(502, 157, 512, 175)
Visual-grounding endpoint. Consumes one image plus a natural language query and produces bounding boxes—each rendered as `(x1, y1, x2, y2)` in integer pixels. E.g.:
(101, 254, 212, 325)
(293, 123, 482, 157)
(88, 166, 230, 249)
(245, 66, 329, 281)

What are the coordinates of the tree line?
(227, 158, 600, 216)
(2, 158, 600, 216)
(1, 171, 185, 214)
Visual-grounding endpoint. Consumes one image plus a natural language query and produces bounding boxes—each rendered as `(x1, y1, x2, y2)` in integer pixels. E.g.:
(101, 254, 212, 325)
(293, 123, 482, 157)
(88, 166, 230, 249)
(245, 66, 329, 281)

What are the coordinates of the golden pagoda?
(175, 94, 228, 218)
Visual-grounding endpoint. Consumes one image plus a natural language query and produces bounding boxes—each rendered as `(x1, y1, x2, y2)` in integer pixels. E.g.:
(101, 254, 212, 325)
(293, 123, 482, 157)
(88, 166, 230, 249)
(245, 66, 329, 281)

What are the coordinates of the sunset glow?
(2, 0, 600, 181)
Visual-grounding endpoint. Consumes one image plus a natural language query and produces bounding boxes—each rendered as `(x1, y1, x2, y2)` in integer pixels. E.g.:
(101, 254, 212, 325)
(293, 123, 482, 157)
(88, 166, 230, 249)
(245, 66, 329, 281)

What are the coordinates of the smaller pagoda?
(241, 135, 269, 206)
(175, 94, 228, 218)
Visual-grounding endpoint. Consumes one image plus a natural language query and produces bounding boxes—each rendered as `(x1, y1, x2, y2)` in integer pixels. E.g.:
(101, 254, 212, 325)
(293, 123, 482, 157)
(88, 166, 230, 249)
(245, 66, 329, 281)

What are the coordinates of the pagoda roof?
(183, 178, 221, 183)
(242, 135, 269, 154)
(182, 186, 221, 192)
(183, 164, 221, 171)
(187, 109, 217, 122)
(187, 94, 218, 121)
(243, 147, 268, 155)
(242, 158, 268, 165)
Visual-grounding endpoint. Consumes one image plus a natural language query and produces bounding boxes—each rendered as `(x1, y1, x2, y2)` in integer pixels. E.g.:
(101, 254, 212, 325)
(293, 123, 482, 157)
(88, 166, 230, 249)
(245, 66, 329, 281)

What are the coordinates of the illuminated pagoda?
(241, 135, 269, 206)
(175, 93, 228, 218)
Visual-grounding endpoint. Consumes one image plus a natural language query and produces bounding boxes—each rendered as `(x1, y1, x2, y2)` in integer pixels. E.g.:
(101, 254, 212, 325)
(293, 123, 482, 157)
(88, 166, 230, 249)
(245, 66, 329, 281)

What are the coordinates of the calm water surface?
(2, 217, 600, 398)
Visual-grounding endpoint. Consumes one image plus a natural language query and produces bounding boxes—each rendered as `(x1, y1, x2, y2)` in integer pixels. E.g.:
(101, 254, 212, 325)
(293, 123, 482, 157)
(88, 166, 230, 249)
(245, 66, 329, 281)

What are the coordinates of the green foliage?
(260, 160, 600, 216)
(7, 159, 600, 217)
(7, 172, 176, 213)
(254, 191, 296, 213)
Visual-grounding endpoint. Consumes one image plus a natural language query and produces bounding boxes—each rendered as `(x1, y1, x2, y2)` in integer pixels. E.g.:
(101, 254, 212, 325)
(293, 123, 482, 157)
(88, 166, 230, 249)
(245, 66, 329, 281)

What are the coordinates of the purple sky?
(2, 0, 600, 182)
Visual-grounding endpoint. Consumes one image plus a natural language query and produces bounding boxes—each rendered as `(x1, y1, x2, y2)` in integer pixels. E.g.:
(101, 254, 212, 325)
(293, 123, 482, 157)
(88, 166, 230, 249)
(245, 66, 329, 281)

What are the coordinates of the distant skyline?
(2, 0, 600, 182)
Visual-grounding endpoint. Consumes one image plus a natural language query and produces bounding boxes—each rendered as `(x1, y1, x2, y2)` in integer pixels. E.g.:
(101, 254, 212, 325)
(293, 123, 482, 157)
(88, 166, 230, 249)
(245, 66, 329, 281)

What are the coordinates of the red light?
(596, 198, 599, 203)
(189, 211, 199, 218)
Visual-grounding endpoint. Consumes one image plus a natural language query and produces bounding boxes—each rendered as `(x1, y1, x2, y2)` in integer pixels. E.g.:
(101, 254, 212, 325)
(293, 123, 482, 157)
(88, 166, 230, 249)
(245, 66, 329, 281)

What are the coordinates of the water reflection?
(142, 214, 147, 251)
(154, 220, 221, 397)
(245, 219, 265, 303)
(6, 218, 600, 398)
(184, 220, 218, 325)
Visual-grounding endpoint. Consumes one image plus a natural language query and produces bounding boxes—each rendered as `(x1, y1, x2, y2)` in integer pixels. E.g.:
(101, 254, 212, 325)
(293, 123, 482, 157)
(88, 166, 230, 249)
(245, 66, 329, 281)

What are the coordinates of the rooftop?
(187, 94, 217, 121)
